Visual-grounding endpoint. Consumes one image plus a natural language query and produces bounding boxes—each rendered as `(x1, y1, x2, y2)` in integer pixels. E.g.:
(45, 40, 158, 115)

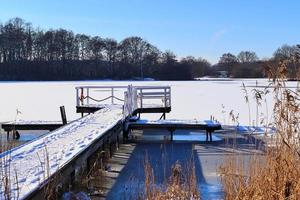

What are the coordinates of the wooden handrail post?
(164, 88, 167, 108)
(140, 89, 143, 109)
(111, 88, 114, 104)
(169, 87, 171, 107)
(80, 88, 84, 106)
(76, 88, 79, 107)
(87, 88, 90, 105)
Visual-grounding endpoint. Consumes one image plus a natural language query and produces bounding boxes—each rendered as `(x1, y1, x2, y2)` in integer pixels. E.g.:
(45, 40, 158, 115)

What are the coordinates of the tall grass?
(219, 61, 300, 199)
(0, 133, 21, 200)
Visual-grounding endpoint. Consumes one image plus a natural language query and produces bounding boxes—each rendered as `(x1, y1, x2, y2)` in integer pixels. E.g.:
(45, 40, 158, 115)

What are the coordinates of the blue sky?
(0, 0, 299, 63)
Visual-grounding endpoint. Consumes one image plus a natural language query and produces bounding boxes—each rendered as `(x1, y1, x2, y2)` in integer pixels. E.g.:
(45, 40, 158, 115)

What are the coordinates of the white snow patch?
(135, 119, 221, 127)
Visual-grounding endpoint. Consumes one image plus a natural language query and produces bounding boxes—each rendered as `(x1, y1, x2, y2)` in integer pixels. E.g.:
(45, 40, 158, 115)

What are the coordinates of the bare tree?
(237, 51, 258, 63)
(218, 53, 238, 65)
(273, 44, 297, 61)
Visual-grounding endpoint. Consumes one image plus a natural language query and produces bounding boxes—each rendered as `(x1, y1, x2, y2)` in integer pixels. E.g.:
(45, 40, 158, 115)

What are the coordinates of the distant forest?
(0, 18, 299, 81)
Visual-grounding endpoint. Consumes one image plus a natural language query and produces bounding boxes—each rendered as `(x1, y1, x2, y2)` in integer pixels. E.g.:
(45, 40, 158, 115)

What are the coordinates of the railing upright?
(133, 87, 138, 110)
(111, 88, 114, 104)
(169, 87, 171, 107)
(140, 89, 143, 109)
(87, 88, 90, 105)
(75, 85, 170, 111)
(164, 88, 167, 108)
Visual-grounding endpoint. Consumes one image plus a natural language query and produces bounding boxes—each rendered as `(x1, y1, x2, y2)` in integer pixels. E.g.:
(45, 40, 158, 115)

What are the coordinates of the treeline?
(0, 18, 299, 80)
(214, 45, 300, 78)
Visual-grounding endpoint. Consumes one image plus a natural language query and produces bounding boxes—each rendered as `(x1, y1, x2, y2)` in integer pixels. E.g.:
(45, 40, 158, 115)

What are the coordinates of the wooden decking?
(2, 122, 62, 132)
(76, 105, 103, 114)
(126, 119, 222, 142)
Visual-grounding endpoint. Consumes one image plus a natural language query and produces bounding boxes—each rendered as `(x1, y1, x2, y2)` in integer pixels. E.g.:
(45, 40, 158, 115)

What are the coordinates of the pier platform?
(75, 86, 171, 118)
(2, 121, 62, 132)
(126, 119, 222, 141)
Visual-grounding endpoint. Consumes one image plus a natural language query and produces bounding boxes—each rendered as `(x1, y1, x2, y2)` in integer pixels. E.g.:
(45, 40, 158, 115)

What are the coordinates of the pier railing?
(76, 85, 171, 117)
(75, 86, 128, 107)
(135, 86, 171, 109)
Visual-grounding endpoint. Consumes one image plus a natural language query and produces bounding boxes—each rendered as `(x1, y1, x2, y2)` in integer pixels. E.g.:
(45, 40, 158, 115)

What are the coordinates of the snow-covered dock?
(2, 120, 63, 137)
(126, 119, 222, 141)
(0, 105, 124, 199)
(75, 85, 171, 118)
(0, 85, 173, 199)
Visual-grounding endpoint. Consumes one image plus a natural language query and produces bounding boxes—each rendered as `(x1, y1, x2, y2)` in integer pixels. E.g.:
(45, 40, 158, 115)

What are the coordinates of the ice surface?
(0, 105, 123, 199)
(0, 79, 292, 125)
(173, 132, 222, 141)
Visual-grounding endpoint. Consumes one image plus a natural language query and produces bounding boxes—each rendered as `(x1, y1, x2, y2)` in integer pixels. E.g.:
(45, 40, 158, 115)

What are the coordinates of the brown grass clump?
(219, 61, 300, 199)
(142, 158, 200, 200)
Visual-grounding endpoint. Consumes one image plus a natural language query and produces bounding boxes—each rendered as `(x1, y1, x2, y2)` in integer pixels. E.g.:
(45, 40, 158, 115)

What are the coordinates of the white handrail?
(76, 85, 171, 117)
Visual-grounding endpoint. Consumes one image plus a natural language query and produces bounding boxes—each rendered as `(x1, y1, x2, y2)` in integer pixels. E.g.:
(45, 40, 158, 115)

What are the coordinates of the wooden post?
(111, 88, 114, 104)
(76, 88, 79, 107)
(168, 128, 175, 141)
(87, 88, 90, 105)
(140, 89, 143, 109)
(60, 106, 67, 125)
(169, 87, 171, 107)
(80, 88, 84, 106)
(117, 135, 120, 149)
(164, 88, 167, 108)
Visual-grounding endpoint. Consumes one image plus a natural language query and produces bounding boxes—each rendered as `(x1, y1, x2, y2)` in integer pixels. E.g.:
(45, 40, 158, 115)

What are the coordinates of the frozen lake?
(0, 79, 295, 125)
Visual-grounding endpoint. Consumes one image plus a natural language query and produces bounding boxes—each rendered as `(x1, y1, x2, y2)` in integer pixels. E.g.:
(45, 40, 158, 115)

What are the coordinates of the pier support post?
(206, 130, 213, 142)
(206, 130, 208, 142)
(117, 135, 120, 149)
(123, 122, 129, 142)
(168, 128, 175, 141)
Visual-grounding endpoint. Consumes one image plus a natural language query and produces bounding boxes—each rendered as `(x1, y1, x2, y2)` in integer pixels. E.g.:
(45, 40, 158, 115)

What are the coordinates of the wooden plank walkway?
(0, 105, 124, 200)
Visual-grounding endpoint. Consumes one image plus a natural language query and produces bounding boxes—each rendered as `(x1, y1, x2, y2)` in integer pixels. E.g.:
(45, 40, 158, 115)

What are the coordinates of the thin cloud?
(210, 28, 228, 45)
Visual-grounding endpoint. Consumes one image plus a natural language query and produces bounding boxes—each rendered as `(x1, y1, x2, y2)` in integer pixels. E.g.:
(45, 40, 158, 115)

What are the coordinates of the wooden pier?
(2, 122, 62, 132)
(2, 106, 67, 139)
(75, 85, 171, 118)
(0, 84, 222, 200)
(126, 119, 221, 141)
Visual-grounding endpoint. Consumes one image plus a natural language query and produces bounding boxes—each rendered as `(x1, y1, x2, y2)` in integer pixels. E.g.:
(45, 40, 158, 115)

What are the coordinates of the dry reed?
(141, 156, 200, 200)
(219, 61, 300, 199)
